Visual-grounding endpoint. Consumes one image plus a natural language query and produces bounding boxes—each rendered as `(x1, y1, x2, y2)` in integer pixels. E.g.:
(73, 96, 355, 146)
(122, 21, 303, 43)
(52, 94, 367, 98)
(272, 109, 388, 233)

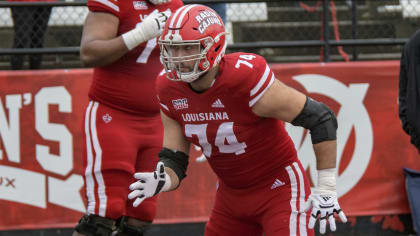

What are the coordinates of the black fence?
(0, 0, 420, 69)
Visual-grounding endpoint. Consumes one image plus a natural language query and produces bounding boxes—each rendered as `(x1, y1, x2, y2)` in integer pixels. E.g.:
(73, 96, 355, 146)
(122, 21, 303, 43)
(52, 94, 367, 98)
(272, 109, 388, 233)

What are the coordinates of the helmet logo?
(195, 10, 222, 34)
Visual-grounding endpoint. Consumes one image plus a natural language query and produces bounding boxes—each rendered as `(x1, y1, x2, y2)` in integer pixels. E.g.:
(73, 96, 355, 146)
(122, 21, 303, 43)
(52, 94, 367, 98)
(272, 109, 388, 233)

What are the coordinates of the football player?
(129, 4, 347, 236)
(73, 0, 183, 235)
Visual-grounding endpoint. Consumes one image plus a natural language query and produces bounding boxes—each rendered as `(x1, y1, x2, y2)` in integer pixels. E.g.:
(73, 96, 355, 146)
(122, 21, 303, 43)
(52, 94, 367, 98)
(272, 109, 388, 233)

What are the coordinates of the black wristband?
(158, 148, 189, 182)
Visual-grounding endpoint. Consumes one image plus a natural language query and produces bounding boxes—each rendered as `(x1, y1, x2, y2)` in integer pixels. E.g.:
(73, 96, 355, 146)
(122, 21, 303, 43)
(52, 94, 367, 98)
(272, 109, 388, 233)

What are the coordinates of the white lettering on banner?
(0, 165, 46, 208)
(0, 176, 16, 188)
(0, 86, 86, 213)
(35, 87, 73, 176)
(285, 74, 373, 198)
(0, 95, 22, 163)
(23, 93, 32, 105)
(48, 174, 85, 212)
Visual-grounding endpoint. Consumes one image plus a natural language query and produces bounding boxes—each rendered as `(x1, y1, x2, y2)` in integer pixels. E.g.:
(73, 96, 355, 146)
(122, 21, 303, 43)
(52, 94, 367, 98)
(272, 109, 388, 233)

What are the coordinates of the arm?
(80, 11, 128, 67)
(128, 111, 190, 207)
(80, 10, 170, 67)
(252, 79, 346, 234)
(160, 110, 190, 190)
(252, 79, 336, 170)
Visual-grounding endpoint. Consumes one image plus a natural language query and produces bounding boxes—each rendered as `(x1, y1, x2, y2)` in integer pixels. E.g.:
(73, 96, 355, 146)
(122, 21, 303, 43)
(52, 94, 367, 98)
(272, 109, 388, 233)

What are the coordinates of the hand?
(149, 0, 171, 5)
(304, 189, 347, 234)
(122, 9, 171, 50)
(139, 9, 171, 41)
(128, 162, 170, 207)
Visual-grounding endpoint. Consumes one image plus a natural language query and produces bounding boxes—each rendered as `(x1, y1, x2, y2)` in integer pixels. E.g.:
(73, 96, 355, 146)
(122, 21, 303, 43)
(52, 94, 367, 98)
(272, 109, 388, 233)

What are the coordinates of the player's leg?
(73, 170, 142, 236)
(204, 186, 263, 236)
(123, 156, 159, 235)
(124, 116, 163, 235)
(73, 193, 155, 236)
(205, 209, 263, 236)
(262, 161, 314, 236)
(74, 101, 139, 236)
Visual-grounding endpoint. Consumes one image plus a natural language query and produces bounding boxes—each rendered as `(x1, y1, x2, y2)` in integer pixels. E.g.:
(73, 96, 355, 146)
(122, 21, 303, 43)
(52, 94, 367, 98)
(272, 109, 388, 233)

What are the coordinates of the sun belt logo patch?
(172, 98, 188, 110)
(133, 1, 147, 10)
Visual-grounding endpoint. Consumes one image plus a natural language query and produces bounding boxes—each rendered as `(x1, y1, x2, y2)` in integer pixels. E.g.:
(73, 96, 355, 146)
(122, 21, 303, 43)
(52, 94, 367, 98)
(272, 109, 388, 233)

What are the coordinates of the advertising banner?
(0, 69, 91, 229)
(0, 61, 419, 230)
(271, 61, 420, 216)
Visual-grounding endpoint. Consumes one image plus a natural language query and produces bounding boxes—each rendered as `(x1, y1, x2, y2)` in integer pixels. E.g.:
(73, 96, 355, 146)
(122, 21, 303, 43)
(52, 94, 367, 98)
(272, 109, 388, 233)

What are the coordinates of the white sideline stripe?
(91, 102, 107, 217)
(293, 162, 307, 236)
(84, 101, 96, 214)
(160, 102, 169, 111)
(249, 73, 274, 107)
(286, 164, 298, 236)
(250, 64, 271, 96)
(92, 0, 119, 12)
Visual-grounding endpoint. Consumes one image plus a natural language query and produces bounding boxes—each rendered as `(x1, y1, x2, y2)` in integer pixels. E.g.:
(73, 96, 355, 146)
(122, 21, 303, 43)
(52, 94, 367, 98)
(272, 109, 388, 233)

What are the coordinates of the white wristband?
(317, 168, 336, 192)
(122, 27, 147, 50)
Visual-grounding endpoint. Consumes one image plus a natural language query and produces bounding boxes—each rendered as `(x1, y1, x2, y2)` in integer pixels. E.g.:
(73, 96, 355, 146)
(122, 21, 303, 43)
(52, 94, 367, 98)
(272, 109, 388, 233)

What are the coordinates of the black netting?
(1, 0, 420, 69)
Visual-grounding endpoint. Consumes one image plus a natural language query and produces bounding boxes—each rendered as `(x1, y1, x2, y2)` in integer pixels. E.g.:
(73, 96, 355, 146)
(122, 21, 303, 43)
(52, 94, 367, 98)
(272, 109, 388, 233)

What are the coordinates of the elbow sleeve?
(291, 97, 337, 144)
(158, 148, 189, 182)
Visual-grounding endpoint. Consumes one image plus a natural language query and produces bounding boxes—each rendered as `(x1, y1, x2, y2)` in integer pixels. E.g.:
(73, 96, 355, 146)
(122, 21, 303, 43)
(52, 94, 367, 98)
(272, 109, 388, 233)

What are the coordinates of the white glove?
(304, 168, 347, 234)
(122, 9, 171, 50)
(128, 162, 171, 207)
(149, 0, 171, 5)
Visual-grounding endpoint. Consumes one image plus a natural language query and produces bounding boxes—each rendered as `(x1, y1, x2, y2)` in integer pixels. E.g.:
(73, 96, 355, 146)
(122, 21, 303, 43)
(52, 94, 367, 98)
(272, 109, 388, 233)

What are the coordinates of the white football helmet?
(158, 4, 228, 83)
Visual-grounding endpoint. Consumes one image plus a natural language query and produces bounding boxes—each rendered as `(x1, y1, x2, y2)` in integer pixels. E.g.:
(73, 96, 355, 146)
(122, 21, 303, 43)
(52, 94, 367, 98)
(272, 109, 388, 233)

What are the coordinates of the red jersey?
(157, 53, 298, 189)
(87, 0, 183, 115)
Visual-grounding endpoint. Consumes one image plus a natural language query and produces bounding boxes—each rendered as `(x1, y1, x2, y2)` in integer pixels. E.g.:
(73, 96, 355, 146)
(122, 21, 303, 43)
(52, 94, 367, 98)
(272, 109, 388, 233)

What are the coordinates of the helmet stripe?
(173, 4, 198, 37)
(169, 5, 187, 29)
(168, 5, 195, 36)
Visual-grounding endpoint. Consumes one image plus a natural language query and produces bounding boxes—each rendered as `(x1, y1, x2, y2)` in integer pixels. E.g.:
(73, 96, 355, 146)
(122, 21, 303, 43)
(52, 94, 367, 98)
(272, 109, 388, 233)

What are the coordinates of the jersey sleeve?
(233, 53, 275, 108)
(87, 0, 120, 17)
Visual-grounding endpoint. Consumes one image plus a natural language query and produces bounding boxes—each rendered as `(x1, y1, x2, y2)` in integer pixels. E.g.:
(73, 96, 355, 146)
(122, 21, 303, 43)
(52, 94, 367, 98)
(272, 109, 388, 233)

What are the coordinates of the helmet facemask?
(159, 4, 228, 83)
(159, 36, 215, 83)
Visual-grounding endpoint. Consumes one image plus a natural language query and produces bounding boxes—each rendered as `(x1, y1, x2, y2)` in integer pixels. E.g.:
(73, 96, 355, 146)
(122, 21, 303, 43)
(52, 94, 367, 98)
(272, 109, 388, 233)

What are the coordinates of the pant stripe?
(286, 164, 298, 236)
(90, 101, 107, 217)
(293, 162, 307, 236)
(84, 101, 96, 214)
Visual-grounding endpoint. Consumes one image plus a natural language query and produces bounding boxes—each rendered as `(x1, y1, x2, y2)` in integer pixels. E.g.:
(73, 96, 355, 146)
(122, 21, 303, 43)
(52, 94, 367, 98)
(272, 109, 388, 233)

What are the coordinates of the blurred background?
(1, 0, 420, 69)
(1, 0, 420, 235)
